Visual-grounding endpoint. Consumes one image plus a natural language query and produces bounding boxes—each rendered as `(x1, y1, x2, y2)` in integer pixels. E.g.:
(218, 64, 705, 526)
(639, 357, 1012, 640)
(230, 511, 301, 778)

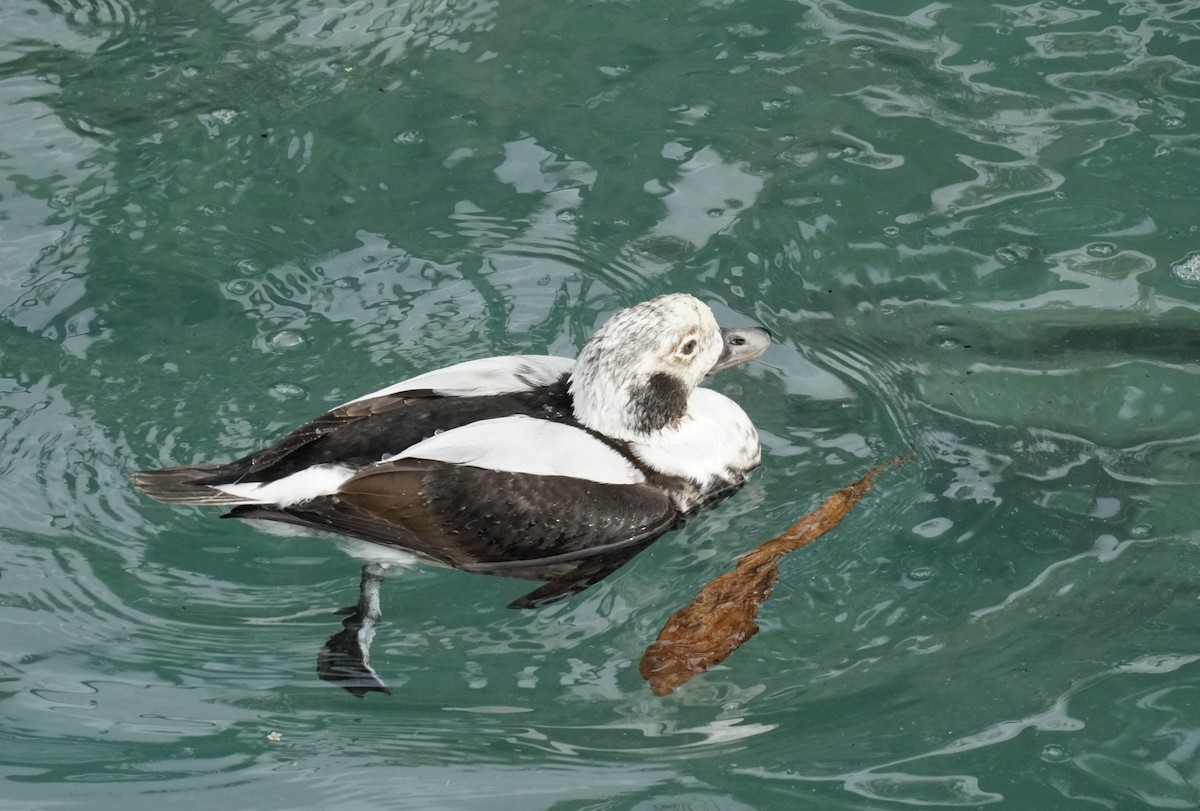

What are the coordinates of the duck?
(131, 293, 770, 608)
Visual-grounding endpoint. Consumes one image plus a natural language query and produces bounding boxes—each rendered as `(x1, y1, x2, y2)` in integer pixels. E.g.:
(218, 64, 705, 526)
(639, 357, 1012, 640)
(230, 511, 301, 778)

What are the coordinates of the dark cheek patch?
(631, 372, 689, 433)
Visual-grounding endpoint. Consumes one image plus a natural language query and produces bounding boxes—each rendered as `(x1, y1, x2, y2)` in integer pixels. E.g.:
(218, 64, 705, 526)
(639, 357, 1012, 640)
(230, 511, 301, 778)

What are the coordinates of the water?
(2, 0, 1199, 807)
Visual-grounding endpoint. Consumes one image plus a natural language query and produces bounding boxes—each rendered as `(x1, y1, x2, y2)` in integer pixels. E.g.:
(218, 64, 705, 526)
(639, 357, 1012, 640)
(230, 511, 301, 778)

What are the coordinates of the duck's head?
(569, 294, 770, 440)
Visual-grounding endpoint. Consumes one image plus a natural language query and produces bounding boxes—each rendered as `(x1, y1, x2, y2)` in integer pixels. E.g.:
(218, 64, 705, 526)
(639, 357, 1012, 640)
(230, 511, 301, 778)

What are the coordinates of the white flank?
(388, 415, 646, 485)
(345, 355, 574, 405)
(332, 538, 421, 568)
(214, 464, 356, 506)
(631, 388, 760, 485)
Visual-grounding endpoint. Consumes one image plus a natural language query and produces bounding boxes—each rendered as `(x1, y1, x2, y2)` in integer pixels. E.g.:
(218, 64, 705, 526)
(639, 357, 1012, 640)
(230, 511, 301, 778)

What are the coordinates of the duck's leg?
(317, 562, 391, 696)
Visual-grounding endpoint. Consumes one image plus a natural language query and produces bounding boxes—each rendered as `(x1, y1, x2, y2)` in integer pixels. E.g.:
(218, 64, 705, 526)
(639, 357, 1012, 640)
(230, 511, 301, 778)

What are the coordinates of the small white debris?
(1170, 251, 1200, 285)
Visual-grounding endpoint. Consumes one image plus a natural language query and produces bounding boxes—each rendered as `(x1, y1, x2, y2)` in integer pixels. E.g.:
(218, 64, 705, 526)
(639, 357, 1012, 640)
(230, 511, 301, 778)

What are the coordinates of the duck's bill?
(711, 327, 771, 373)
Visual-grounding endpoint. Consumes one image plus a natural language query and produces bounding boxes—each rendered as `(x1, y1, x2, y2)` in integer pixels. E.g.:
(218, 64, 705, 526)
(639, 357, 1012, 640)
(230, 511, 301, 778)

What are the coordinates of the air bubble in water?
(998, 243, 1038, 264)
(1040, 744, 1068, 763)
(913, 517, 952, 538)
(270, 383, 307, 400)
(269, 330, 305, 350)
(1170, 252, 1200, 286)
(995, 247, 1020, 265)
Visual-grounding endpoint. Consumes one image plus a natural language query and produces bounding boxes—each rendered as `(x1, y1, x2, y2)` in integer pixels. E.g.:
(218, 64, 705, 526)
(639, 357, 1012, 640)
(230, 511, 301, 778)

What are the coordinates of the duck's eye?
(680, 339, 697, 356)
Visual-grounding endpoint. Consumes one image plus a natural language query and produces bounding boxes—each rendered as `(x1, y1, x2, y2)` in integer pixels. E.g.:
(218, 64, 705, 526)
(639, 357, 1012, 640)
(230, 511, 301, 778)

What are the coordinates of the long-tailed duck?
(132, 293, 770, 608)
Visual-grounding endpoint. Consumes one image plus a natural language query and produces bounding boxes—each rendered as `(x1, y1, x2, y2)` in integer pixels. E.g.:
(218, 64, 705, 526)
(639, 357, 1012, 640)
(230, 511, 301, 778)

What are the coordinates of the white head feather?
(569, 294, 725, 441)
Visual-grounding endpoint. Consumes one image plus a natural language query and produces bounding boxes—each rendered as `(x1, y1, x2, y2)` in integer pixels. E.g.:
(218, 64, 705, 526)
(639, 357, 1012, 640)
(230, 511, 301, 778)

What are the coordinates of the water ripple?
(219, 0, 499, 66)
(2, 0, 1199, 804)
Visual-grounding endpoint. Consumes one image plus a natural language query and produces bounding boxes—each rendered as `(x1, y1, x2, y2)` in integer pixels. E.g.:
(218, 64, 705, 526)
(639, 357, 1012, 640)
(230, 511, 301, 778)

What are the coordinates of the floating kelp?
(639, 457, 910, 696)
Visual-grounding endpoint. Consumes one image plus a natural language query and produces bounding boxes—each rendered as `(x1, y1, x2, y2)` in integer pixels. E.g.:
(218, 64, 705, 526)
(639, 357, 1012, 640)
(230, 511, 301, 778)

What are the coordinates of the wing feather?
(220, 364, 575, 483)
(344, 355, 574, 404)
(226, 458, 680, 587)
(390, 415, 645, 485)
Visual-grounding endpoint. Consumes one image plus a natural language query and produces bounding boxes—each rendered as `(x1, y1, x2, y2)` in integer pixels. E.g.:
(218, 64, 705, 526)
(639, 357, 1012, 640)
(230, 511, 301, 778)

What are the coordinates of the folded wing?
(227, 458, 679, 603)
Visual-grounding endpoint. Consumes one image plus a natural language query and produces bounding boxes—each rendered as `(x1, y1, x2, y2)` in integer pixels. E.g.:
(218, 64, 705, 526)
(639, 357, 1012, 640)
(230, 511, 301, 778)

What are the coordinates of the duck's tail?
(129, 463, 255, 505)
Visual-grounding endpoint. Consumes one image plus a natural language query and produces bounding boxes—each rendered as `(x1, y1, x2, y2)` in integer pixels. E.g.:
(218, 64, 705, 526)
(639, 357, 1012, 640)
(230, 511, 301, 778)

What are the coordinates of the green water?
(3, 0, 1199, 807)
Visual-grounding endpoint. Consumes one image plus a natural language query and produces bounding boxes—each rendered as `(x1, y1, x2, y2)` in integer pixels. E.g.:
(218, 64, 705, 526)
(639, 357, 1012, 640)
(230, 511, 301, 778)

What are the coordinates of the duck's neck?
(625, 388, 762, 508)
(569, 366, 691, 442)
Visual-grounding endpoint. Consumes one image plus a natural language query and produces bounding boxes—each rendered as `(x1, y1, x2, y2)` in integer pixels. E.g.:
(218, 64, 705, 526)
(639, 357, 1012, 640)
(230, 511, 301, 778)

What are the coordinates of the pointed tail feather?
(129, 463, 256, 505)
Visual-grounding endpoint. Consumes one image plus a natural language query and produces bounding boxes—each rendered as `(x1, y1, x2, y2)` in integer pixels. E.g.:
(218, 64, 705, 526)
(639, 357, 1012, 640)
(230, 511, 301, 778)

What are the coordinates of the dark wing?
(133, 380, 575, 503)
(130, 393, 444, 501)
(227, 389, 438, 480)
(225, 458, 681, 599)
(236, 380, 574, 482)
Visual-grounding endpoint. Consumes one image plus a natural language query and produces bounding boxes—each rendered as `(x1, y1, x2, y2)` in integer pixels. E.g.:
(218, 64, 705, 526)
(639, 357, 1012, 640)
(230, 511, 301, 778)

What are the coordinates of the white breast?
(631, 388, 760, 486)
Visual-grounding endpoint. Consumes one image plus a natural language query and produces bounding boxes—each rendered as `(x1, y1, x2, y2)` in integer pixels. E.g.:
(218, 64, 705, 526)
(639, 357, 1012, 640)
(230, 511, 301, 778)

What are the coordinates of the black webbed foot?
(318, 562, 391, 697)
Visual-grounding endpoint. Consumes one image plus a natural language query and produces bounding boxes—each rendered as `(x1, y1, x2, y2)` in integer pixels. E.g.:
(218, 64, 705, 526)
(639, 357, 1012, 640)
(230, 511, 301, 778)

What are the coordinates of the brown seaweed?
(639, 456, 910, 696)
